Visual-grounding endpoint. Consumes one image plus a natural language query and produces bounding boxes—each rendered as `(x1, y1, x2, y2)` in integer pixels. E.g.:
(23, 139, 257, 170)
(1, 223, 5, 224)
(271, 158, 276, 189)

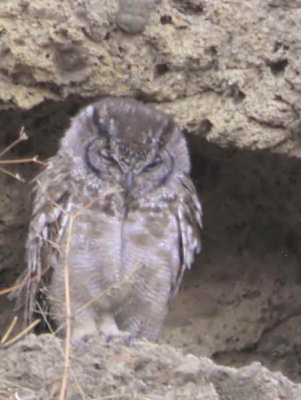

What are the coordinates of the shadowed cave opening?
(1, 100, 301, 381)
(164, 138, 301, 382)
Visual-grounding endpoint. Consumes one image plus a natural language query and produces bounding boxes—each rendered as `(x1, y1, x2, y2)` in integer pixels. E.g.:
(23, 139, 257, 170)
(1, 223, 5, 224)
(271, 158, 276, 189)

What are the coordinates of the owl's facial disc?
(86, 100, 178, 194)
(122, 149, 174, 197)
(86, 136, 174, 195)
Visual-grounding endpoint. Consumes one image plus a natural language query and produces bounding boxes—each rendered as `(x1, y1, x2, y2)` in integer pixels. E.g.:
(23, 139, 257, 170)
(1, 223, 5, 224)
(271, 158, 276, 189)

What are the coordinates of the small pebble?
(116, 0, 154, 34)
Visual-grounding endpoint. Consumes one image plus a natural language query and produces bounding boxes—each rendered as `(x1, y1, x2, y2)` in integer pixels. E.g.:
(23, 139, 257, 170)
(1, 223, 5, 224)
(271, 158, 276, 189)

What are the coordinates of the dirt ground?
(1, 334, 301, 400)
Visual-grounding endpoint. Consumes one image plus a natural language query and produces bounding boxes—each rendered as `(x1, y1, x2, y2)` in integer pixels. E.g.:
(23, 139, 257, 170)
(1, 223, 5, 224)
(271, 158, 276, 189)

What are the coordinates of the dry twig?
(1, 319, 41, 348)
(0, 127, 46, 182)
(59, 216, 74, 400)
(1, 316, 18, 344)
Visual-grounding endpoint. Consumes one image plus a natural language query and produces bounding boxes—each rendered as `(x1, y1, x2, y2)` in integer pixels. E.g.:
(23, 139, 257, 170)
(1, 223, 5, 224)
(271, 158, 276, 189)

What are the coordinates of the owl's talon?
(71, 333, 97, 346)
(100, 331, 135, 345)
(126, 335, 141, 347)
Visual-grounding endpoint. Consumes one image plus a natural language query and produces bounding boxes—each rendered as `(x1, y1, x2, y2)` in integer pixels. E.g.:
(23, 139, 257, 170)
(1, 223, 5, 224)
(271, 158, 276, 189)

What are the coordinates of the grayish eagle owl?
(20, 97, 202, 342)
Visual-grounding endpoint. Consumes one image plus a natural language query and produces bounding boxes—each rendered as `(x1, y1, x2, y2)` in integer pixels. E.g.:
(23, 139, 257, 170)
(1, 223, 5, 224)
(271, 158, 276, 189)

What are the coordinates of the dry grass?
(1, 318, 41, 348)
(60, 213, 74, 400)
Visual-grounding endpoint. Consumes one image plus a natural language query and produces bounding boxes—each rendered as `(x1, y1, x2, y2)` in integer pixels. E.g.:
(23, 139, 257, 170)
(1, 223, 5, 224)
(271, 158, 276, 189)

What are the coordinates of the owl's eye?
(98, 150, 121, 170)
(98, 151, 115, 163)
(144, 157, 162, 170)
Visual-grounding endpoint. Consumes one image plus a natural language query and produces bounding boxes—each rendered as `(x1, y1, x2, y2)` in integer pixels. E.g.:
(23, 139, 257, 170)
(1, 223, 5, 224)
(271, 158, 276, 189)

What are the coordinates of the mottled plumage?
(19, 97, 202, 342)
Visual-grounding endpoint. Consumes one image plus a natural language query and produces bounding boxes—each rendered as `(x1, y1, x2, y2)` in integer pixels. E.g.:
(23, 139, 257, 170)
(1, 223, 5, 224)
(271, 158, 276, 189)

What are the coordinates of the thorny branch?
(0, 127, 46, 182)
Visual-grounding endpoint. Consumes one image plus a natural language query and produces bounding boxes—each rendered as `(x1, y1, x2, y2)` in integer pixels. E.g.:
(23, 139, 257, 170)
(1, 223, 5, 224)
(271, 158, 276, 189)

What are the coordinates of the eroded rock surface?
(0, 0, 301, 153)
(1, 334, 300, 400)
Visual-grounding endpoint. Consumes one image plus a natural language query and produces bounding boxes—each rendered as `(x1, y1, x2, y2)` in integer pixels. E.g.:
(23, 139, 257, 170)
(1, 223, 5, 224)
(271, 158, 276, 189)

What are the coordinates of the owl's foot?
(100, 330, 137, 345)
(71, 333, 96, 346)
(97, 312, 138, 345)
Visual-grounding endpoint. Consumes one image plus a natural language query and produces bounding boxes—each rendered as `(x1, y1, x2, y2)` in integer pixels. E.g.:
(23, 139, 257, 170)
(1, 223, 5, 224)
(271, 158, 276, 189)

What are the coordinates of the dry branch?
(0, 127, 46, 182)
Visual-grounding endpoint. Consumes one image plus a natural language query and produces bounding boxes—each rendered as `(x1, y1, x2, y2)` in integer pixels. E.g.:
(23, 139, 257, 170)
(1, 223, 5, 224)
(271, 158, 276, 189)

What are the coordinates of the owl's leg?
(98, 312, 120, 336)
(125, 302, 168, 341)
(140, 314, 165, 341)
(71, 310, 98, 344)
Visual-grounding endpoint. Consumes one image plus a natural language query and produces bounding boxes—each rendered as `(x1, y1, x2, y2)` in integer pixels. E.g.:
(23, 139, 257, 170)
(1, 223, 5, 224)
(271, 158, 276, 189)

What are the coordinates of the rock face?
(1, 334, 301, 400)
(1, 0, 301, 396)
(1, 0, 301, 153)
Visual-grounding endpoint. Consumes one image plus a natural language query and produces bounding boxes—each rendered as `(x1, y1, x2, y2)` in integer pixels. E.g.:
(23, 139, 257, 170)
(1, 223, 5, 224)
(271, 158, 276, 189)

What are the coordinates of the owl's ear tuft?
(86, 104, 95, 120)
(87, 105, 108, 137)
(165, 116, 176, 135)
(158, 116, 176, 148)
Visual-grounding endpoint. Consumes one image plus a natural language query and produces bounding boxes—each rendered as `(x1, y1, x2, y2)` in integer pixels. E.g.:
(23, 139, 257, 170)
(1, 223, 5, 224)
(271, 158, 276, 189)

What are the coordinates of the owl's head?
(61, 97, 190, 195)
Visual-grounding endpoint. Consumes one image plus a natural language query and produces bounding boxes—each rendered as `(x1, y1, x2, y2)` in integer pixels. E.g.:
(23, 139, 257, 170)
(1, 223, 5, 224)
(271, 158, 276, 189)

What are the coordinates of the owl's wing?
(13, 155, 73, 324)
(170, 176, 202, 299)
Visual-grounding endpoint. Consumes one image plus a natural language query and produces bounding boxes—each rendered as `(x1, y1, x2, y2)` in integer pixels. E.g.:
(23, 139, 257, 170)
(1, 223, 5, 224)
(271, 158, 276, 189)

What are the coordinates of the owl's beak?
(124, 171, 134, 195)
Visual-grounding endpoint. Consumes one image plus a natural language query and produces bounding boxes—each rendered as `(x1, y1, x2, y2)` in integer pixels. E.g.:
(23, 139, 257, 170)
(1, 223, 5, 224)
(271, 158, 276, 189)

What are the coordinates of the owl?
(19, 97, 202, 342)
